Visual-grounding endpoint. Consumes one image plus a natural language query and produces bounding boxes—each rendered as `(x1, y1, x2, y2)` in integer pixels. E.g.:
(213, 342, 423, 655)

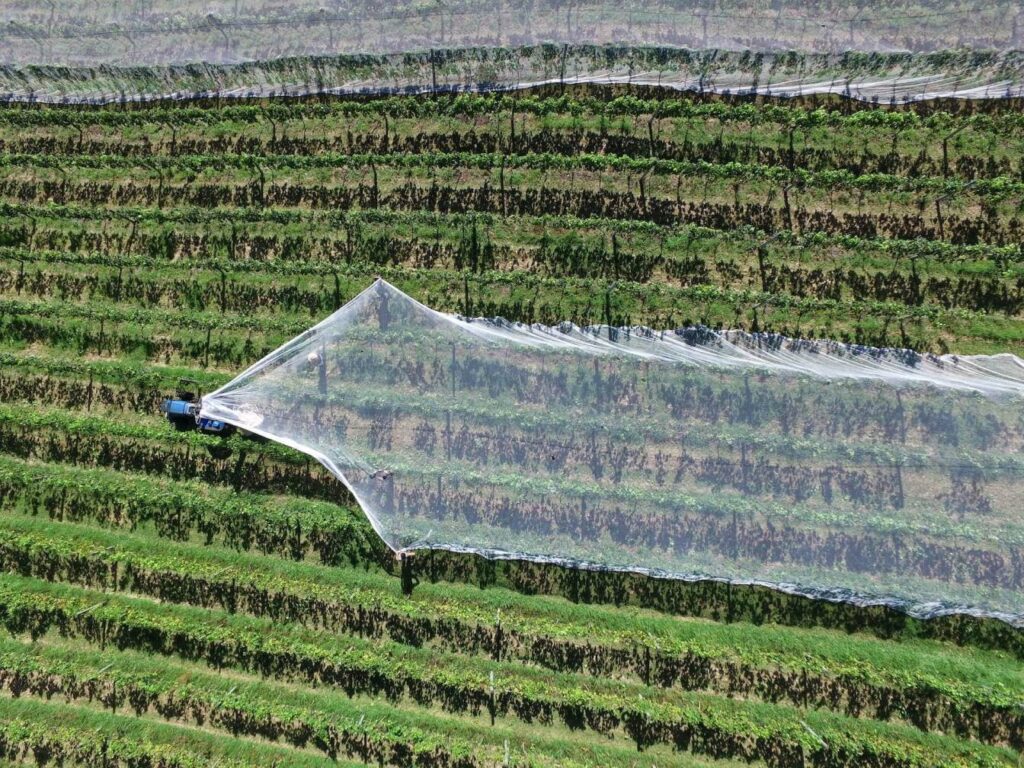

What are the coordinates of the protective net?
(2, 47, 1022, 104)
(201, 279, 1024, 624)
(0, 0, 1019, 66)
(1, 0, 1022, 104)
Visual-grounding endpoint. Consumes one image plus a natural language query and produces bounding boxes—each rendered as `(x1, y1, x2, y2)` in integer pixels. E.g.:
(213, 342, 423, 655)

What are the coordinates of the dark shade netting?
(202, 279, 1024, 624)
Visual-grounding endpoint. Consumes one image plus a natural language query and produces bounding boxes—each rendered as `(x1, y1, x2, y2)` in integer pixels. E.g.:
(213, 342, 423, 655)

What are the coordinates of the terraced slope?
(0, 88, 1021, 767)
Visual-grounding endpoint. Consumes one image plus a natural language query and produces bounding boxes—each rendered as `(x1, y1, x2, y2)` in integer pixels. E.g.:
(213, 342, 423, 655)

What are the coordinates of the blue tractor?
(160, 378, 234, 435)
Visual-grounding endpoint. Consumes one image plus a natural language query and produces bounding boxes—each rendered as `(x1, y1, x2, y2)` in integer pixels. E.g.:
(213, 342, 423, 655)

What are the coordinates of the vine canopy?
(201, 279, 1024, 624)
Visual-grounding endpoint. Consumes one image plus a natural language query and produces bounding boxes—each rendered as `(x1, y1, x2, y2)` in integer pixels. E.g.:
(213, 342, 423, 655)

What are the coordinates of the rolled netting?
(201, 279, 1024, 624)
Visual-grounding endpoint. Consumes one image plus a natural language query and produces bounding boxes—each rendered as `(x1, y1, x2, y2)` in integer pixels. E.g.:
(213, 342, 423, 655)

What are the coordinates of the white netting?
(0, 1, 1019, 65)
(201, 279, 1024, 623)
(1, 1, 1021, 102)
(1, 48, 1023, 104)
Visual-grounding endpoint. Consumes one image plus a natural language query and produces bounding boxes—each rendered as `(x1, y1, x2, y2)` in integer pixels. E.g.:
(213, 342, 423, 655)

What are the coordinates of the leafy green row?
(1, 162, 1008, 256)
(0, 572, 1016, 767)
(0, 696, 353, 768)
(1, 92, 1021, 132)
(7, 210, 1023, 294)
(7, 255, 1021, 367)
(4, 149, 1018, 197)
(0, 639, 491, 768)
(5, 252, 1015, 357)
(4, 229, 1023, 334)
(4, 205, 1023, 328)
(0, 268, 991, 331)
(0, 350, 229, 393)
(0, 424, 380, 564)
(0, 295, 309, 333)
(5, 200, 1020, 266)
(4, 108, 1014, 186)
(1, 508, 1021, 743)
(0, 637, 728, 768)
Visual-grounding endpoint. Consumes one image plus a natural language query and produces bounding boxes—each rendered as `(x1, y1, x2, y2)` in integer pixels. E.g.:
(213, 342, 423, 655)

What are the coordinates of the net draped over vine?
(201, 279, 1024, 623)
(2, 1, 1022, 103)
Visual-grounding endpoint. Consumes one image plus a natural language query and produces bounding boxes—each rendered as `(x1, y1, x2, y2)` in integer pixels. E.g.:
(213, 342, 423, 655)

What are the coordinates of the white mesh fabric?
(201, 279, 1024, 623)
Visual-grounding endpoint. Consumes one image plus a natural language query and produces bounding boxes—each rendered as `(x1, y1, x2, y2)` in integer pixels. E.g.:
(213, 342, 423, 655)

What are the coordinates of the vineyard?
(0, 64, 1022, 768)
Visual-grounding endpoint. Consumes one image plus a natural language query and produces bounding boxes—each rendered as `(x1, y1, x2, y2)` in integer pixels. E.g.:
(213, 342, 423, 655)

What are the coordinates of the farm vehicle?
(160, 378, 233, 435)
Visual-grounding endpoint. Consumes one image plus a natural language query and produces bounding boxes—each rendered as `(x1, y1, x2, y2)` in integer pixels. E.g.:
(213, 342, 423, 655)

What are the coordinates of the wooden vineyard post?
(488, 671, 496, 726)
(317, 345, 327, 396)
(400, 551, 418, 596)
(493, 609, 503, 661)
(445, 410, 452, 460)
(450, 343, 457, 396)
(942, 123, 970, 179)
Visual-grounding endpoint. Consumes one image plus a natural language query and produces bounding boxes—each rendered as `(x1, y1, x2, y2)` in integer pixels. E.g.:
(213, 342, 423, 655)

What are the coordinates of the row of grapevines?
(0, 573, 1014, 767)
(0, 511, 1018, 742)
